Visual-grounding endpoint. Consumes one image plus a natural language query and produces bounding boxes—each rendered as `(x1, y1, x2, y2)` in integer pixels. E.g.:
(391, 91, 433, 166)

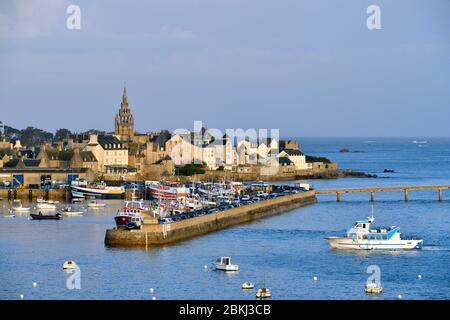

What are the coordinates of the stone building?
(85, 134, 128, 174)
(114, 87, 134, 142)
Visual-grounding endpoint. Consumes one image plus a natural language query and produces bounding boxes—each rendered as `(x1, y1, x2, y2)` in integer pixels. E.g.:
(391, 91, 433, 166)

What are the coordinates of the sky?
(0, 0, 449, 137)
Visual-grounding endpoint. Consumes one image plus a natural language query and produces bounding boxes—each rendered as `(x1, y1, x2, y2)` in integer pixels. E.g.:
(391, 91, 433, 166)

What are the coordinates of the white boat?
(242, 282, 254, 290)
(147, 182, 190, 199)
(87, 200, 105, 208)
(61, 207, 84, 216)
(63, 260, 77, 269)
(325, 215, 423, 250)
(11, 200, 30, 212)
(213, 256, 239, 271)
(71, 180, 124, 199)
(256, 288, 271, 299)
(36, 202, 57, 210)
(1, 213, 15, 218)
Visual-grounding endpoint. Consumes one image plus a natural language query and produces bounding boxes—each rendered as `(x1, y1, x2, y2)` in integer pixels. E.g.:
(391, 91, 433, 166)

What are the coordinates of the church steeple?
(115, 85, 134, 141)
(122, 86, 127, 104)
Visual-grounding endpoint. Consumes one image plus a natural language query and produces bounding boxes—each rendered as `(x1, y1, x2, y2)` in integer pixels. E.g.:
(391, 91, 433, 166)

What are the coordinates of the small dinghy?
(30, 212, 62, 220)
(365, 281, 383, 294)
(242, 282, 254, 290)
(256, 287, 271, 299)
(87, 200, 105, 208)
(63, 260, 77, 269)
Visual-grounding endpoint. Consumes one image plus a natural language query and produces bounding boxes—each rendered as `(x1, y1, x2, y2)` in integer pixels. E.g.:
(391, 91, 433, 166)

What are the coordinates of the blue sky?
(0, 0, 449, 137)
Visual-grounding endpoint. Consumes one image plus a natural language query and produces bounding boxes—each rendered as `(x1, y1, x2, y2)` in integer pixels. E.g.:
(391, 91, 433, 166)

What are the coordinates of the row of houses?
(0, 88, 332, 184)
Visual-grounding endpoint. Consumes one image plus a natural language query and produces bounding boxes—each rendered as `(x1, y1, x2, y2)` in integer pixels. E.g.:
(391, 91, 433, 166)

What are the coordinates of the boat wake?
(422, 245, 450, 252)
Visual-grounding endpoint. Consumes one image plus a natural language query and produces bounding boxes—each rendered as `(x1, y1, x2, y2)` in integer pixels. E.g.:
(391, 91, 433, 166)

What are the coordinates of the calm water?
(1, 138, 449, 300)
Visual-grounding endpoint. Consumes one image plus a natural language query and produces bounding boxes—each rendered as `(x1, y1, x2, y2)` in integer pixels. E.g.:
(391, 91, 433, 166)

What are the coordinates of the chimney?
(89, 134, 98, 145)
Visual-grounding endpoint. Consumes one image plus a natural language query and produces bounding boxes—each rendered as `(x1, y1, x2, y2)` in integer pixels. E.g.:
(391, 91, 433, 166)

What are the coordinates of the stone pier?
(105, 191, 317, 246)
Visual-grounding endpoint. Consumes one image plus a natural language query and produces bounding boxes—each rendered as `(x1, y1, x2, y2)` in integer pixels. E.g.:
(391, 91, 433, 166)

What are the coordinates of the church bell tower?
(114, 86, 134, 141)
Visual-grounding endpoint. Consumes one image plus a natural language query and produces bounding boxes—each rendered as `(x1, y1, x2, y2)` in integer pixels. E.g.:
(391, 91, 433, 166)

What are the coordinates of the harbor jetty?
(105, 191, 316, 246)
(316, 185, 450, 202)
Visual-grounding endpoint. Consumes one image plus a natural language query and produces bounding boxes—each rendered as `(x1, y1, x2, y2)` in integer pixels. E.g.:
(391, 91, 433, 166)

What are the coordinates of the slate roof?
(278, 157, 294, 166)
(282, 149, 304, 156)
(97, 135, 126, 150)
(150, 130, 172, 149)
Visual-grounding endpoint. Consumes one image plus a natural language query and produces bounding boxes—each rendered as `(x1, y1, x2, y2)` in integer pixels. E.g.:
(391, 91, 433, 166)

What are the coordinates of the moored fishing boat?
(114, 190, 147, 229)
(147, 182, 190, 199)
(71, 180, 125, 199)
(325, 215, 423, 250)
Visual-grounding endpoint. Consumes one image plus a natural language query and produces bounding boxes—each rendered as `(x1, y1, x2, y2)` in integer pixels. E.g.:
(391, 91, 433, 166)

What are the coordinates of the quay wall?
(0, 188, 69, 200)
(104, 191, 317, 246)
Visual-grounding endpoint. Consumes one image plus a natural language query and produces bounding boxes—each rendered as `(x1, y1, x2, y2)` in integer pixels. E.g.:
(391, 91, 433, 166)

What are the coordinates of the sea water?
(0, 138, 449, 299)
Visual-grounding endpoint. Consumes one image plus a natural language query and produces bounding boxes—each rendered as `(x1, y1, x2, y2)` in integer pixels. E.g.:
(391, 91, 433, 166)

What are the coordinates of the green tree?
(54, 128, 72, 141)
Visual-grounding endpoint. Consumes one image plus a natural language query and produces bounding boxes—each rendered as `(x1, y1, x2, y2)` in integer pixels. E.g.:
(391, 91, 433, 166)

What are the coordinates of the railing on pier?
(315, 185, 450, 202)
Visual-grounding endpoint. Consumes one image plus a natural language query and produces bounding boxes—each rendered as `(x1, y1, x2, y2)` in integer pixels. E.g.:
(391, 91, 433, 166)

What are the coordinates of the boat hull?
(114, 215, 131, 229)
(71, 186, 124, 199)
(325, 237, 423, 250)
(30, 213, 62, 220)
(214, 263, 239, 271)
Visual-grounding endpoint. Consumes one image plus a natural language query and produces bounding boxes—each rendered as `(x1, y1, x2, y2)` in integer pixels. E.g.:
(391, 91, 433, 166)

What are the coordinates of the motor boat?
(11, 200, 30, 212)
(61, 207, 84, 216)
(242, 282, 254, 290)
(1, 213, 15, 218)
(63, 260, 77, 269)
(213, 256, 239, 271)
(87, 200, 105, 208)
(36, 201, 57, 210)
(256, 288, 271, 299)
(30, 212, 62, 220)
(325, 215, 423, 250)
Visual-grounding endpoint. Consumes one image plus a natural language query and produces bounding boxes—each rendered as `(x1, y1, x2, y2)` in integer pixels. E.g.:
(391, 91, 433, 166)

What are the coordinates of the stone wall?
(104, 191, 317, 246)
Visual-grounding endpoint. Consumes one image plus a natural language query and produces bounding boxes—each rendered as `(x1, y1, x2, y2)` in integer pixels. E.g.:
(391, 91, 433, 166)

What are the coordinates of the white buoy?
(418, 274, 422, 279)
(204, 265, 208, 269)
(32, 282, 37, 288)
(313, 276, 318, 281)
(152, 297, 156, 300)
(149, 288, 154, 294)
(398, 294, 402, 299)
(19, 294, 24, 300)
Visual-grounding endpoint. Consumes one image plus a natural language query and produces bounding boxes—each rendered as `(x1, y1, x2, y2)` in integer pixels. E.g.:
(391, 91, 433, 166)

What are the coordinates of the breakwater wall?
(0, 188, 69, 201)
(104, 191, 317, 246)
